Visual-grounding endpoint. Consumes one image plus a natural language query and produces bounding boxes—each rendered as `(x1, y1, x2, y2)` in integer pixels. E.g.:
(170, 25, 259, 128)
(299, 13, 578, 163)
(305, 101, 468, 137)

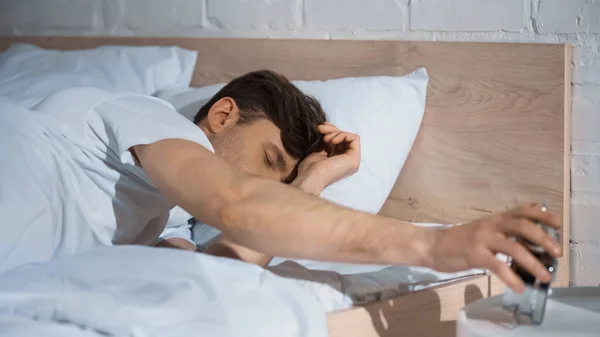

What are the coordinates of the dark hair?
(194, 70, 326, 159)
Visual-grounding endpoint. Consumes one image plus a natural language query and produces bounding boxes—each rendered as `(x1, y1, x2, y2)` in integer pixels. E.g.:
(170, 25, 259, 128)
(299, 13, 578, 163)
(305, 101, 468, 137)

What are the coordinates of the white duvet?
(0, 244, 484, 337)
(0, 246, 339, 337)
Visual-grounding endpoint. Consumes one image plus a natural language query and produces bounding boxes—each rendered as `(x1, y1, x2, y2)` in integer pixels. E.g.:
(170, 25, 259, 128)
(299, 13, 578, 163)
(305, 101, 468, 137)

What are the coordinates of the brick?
(572, 140, 600, 155)
(572, 191, 600, 204)
(573, 84, 600, 103)
(0, 0, 102, 30)
(570, 242, 600, 286)
(572, 101, 600, 142)
(572, 44, 600, 85)
(409, 0, 525, 32)
(305, 0, 405, 31)
(117, 0, 206, 30)
(582, 63, 600, 86)
(207, 0, 302, 30)
(536, 0, 600, 34)
(571, 201, 600, 242)
(573, 44, 598, 66)
(574, 67, 600, 88)
(184, 28, 331, 39)
(571, 154, 600, 193)
(571, 192, 600, 242)
(581, 2, 600, 33)
(536, 0, 581, 34)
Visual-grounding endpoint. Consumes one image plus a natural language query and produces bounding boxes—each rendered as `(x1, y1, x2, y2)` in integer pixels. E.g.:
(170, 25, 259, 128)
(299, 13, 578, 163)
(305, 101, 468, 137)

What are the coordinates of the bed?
(0, 36, 571, 337)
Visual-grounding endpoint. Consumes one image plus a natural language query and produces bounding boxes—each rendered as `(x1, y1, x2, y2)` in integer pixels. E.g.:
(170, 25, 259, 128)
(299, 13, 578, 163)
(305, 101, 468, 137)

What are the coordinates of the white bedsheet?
(0, 246, 340, 337)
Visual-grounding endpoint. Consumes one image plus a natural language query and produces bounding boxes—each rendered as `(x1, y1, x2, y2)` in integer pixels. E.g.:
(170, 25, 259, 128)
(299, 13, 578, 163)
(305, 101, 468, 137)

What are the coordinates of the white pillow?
(0, 43, 197, 108)
(157, 69, 428, 214)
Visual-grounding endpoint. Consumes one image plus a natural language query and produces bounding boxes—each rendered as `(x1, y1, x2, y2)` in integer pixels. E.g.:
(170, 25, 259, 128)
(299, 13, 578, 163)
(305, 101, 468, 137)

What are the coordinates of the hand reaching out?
(429, 204, 562, 293)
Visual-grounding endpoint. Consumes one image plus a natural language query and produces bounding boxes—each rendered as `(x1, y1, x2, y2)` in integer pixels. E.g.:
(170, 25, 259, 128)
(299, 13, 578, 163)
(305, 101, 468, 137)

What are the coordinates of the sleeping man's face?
(197, 97, 298, 182)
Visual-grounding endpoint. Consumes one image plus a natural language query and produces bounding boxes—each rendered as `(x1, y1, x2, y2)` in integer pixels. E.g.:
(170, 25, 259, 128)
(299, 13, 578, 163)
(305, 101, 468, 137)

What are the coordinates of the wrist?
(419, 227, 439, 269)
(382, 222, 438, 268)
(291, 172, 327, 195)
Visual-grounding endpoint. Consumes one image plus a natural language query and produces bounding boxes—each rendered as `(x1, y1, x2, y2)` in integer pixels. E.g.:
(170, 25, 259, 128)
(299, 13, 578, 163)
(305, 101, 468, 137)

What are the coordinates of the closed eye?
(264, 152, 273, 168)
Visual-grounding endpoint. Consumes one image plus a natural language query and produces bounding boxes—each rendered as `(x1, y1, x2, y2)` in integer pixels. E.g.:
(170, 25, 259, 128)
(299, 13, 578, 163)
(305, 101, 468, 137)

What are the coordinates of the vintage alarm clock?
(501, 204, 560, 326)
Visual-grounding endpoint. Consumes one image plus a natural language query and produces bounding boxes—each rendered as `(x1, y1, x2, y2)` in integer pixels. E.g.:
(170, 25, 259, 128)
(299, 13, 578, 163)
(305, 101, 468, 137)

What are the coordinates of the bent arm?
(132, 139, 435, 267)
(156, 237, 197, 250)
(203, 237, 272, 266)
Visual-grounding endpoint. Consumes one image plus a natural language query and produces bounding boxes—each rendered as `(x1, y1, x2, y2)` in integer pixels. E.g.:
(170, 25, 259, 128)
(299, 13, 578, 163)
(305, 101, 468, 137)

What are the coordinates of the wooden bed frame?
(0, 37, 571, 337)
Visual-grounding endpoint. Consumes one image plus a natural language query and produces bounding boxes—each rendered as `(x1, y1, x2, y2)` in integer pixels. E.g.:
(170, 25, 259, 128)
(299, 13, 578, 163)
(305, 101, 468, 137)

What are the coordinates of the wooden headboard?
(0, 37, 571, 286)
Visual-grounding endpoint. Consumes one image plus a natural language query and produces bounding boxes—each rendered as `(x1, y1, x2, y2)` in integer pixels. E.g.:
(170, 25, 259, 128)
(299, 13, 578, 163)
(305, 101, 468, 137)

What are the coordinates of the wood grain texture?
(0, 37, 571, 335)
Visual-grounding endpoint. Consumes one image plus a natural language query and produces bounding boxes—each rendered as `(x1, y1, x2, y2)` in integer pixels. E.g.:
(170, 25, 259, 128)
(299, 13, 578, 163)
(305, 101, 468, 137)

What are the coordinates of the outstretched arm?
(132, 139, 562, 293)
(133, 139, 431, 265)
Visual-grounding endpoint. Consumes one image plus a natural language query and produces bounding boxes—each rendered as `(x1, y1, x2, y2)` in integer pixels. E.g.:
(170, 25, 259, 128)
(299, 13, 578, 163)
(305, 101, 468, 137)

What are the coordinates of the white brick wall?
(116, 0, 206, 30)
(535, 0, 580, 34)
(410, 0, 526, 32)
(305, 0, 405, 31)
(1, 0, 599, 286)
(0, 0, 103, 32)
(207, 0, 302, 30)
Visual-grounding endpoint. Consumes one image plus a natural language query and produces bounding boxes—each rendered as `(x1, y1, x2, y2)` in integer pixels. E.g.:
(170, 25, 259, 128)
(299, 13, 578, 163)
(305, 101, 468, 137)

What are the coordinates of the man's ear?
(204, 97, 240, 134)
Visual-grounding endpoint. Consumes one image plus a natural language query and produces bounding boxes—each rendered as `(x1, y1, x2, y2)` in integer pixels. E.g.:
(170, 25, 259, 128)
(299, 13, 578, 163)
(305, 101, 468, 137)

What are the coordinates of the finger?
(490, 236, 552, 283)
(323, 131, 343, 143)
(318, 124, 340, 134)
(329, 132, 358, 145)
(485, 253, 526, 293)
(303, 151, 328, 162)
(330, 134, 360, 158)
(318, 124, 337, 132)
(498, 218, 562, 257)
(344, 133, 360, 152)
(507, 203, 561, 229)
(323, 131, 360, 145)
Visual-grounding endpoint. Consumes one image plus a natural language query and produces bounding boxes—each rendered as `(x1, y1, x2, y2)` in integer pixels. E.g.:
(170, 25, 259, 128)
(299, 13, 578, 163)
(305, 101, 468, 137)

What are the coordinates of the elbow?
(216, 175, 258, 234)
(218, 200, 242, 233)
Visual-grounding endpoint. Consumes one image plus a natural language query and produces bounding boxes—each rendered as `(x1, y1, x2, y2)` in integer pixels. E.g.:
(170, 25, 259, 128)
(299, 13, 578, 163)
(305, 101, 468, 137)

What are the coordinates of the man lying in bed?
(154, 70, 346, 265)
(0, 70, 561, 294)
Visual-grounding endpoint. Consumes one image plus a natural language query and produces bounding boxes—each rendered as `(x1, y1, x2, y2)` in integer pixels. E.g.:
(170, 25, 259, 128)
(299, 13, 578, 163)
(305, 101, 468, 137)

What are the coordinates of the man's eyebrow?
(267, 141, 287, 170)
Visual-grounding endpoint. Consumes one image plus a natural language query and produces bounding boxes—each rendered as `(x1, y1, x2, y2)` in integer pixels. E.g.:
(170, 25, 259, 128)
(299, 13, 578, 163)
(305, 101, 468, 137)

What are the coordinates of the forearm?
(222, 177, 434, 266)
(135, 139, 435, 267)
(204, 173, 327, 266)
